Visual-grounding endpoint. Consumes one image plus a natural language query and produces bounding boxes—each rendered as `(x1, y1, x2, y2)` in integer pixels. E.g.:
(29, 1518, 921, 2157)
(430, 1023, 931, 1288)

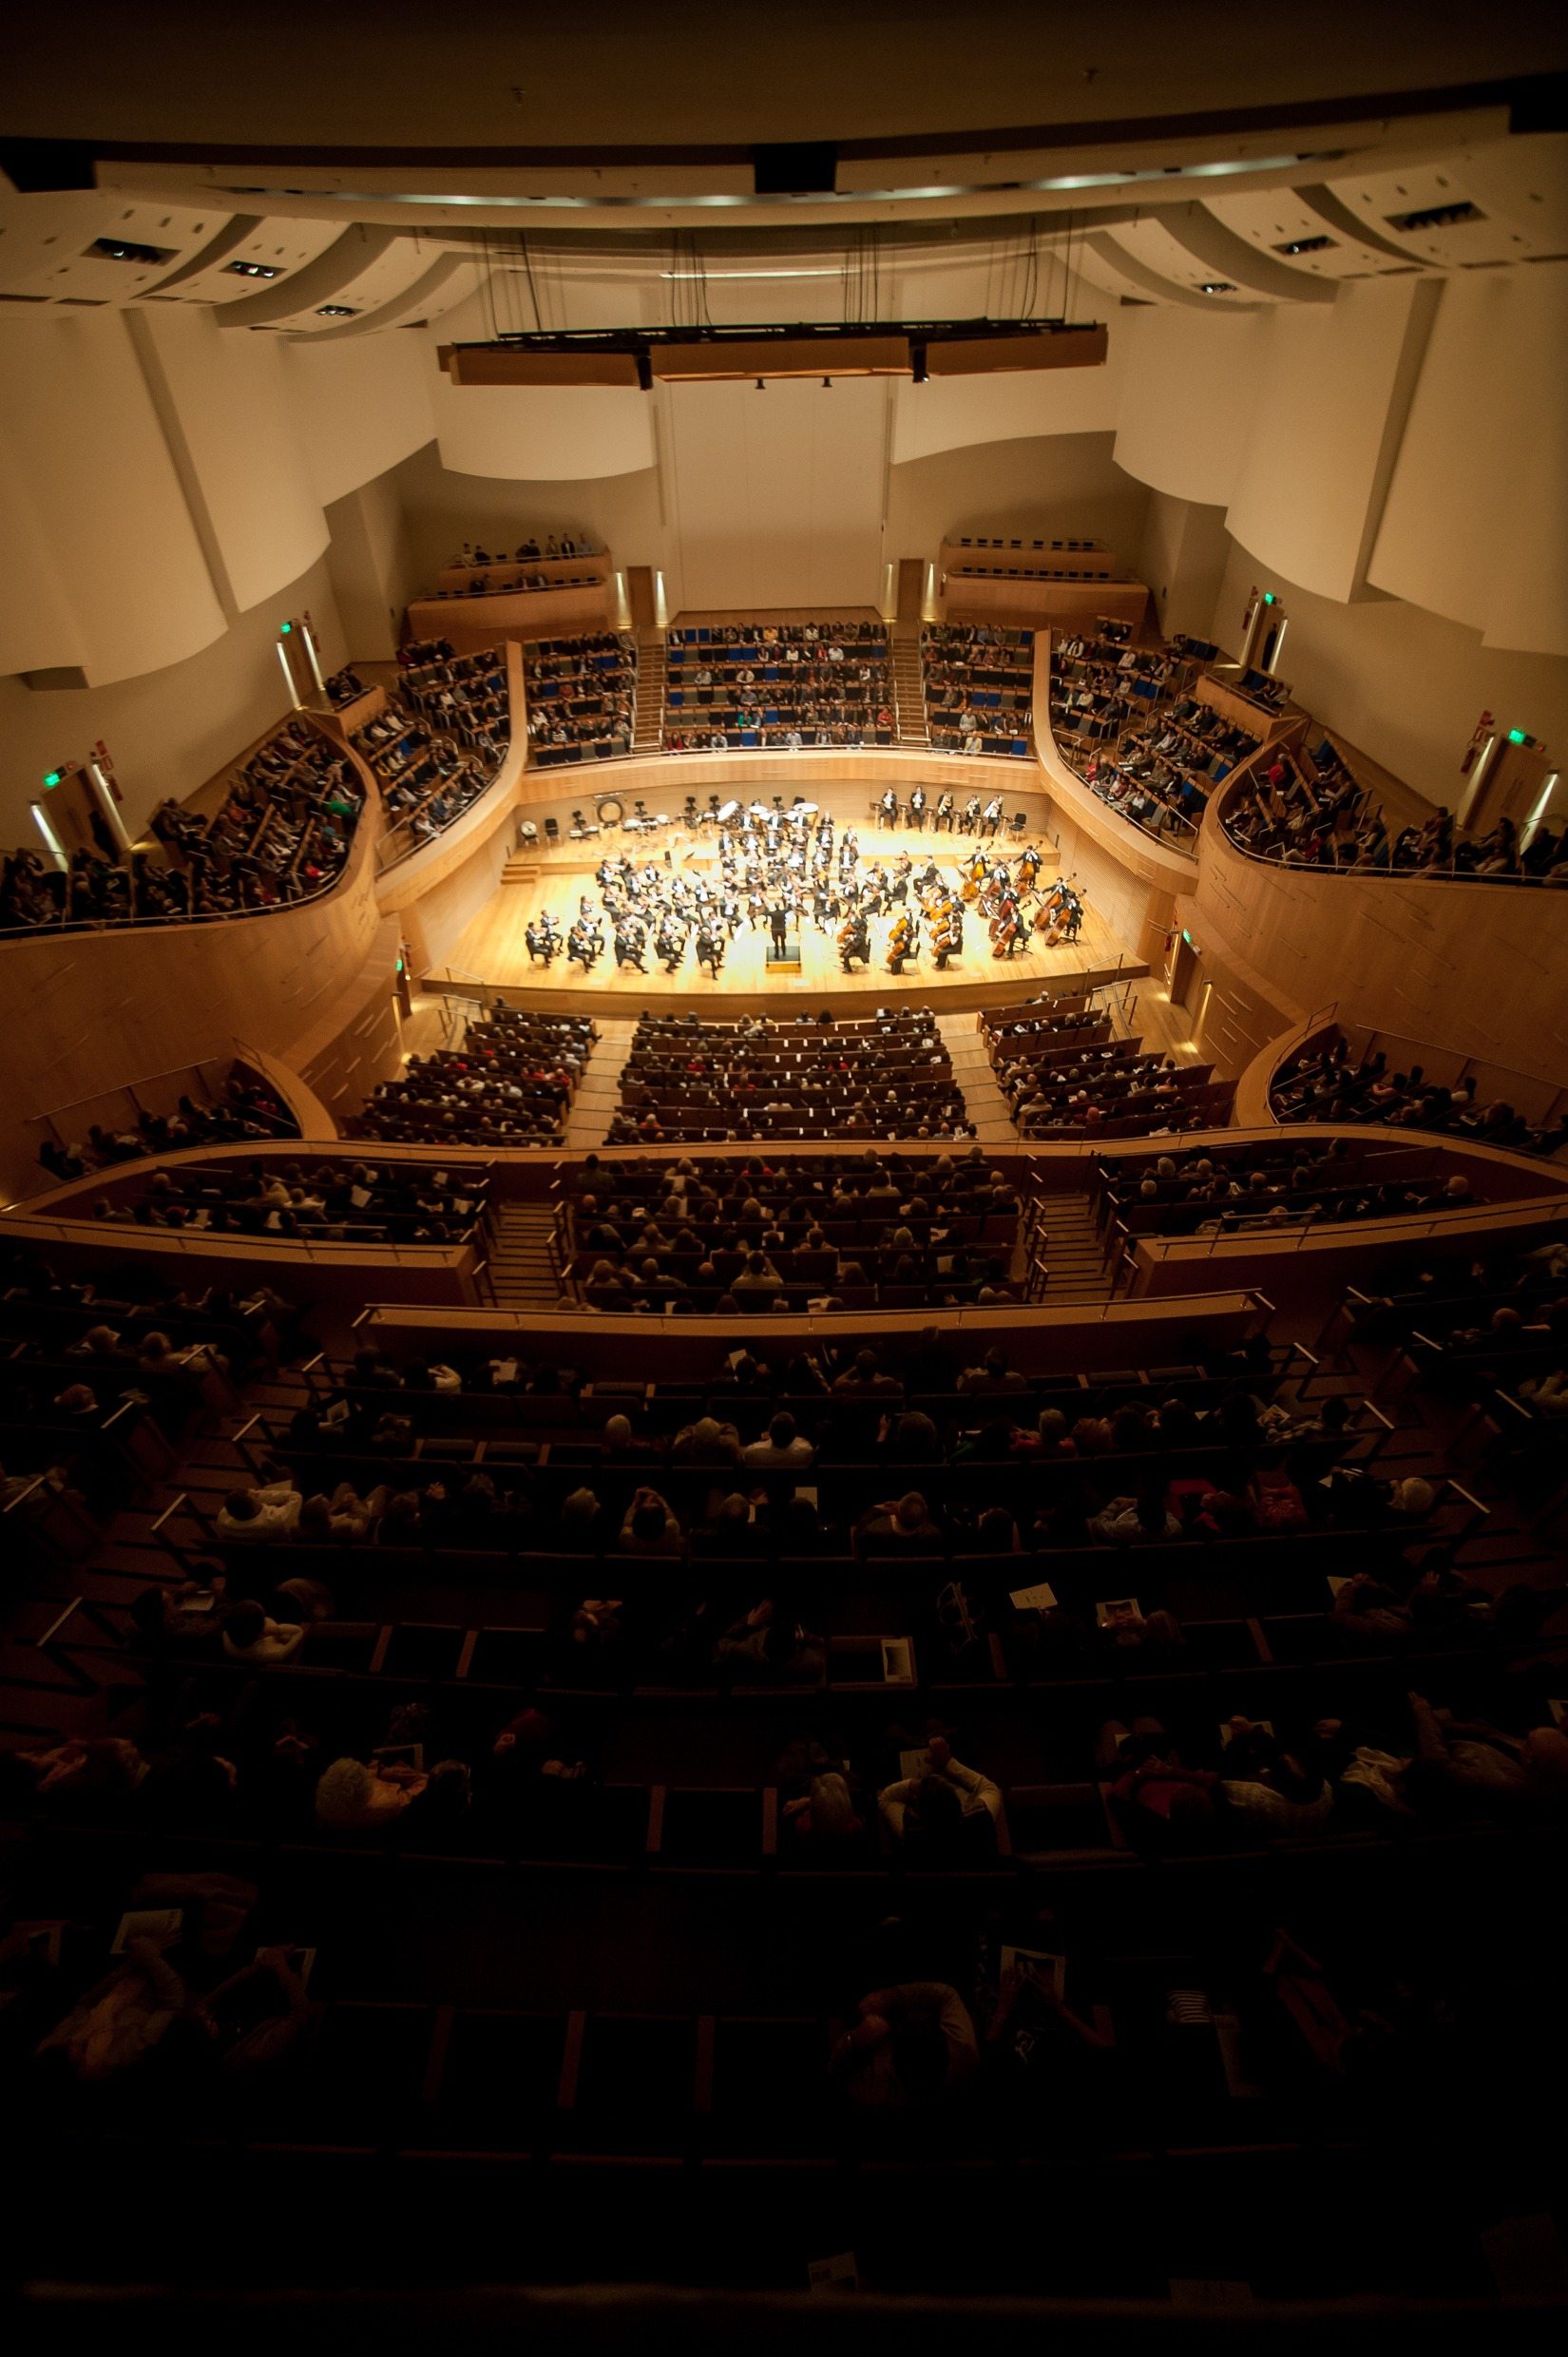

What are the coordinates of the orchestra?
(516, 794, 1081, 983)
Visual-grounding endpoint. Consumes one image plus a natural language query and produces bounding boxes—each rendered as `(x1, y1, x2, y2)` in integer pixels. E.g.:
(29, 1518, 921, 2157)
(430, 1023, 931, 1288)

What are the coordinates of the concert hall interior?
(3, 6, 1568, 2344)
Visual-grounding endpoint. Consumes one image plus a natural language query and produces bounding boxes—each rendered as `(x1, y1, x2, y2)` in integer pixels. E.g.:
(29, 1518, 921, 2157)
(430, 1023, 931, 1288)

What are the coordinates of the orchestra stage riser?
(430, 823, 1136, 1011)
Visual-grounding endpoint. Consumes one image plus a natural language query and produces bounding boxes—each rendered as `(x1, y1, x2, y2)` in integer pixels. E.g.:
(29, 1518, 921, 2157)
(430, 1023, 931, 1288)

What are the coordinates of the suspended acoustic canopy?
(436, 317, 1108, 388)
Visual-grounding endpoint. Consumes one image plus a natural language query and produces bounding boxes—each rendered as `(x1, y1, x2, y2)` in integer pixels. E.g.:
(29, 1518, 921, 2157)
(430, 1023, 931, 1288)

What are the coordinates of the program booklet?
(111, 1907, 183, 1954)
(1000, 1944, 1067, 2002)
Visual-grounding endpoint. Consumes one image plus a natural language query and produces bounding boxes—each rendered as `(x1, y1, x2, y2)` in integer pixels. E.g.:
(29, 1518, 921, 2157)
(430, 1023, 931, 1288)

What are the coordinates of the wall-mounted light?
(31, 803, 67, 870)
(1523, 772, 1559, 847)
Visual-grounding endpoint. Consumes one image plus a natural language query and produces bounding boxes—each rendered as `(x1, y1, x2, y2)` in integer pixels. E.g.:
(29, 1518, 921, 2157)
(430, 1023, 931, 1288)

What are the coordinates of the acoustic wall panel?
(283, 331, 437, 509)
(1368, 265, 1568, 657)
(131, 307, 328, 618)
(0, 313, 226, 684)
(1111, 304, 1267, 508)
(1224, 278, 1438, 604)
(664, 374, 887, 611)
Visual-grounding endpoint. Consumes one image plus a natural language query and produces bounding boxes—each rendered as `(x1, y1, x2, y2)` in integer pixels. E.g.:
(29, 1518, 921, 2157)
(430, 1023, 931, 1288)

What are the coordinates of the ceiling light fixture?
(225, 156, 1309, 213)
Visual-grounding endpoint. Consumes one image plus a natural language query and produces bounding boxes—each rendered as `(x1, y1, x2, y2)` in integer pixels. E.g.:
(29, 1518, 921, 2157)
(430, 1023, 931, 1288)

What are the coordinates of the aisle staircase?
(935, 1011, 1013, 1147)
(486, 1202, 566, 1308)
(1029, 1191, 1117, 1306)
(633, 632, 666, 752)
(564, 1015, 637, 1147)
(890, 626, 929, 748)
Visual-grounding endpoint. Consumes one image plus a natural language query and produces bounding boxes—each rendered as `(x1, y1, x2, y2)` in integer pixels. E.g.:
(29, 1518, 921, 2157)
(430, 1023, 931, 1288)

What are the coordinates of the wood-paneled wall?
(0, 768, 389, 1202)
(1192, 789, 1568, 1092)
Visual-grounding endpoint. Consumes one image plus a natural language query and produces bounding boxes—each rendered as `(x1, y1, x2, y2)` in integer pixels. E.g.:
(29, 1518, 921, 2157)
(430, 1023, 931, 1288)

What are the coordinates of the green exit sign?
(1507, 728, 1528, 745)
(43, 770, 63, 788)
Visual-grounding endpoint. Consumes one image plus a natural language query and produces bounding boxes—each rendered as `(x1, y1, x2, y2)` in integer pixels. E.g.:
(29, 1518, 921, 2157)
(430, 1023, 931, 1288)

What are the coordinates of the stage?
(434, 823, 1146, 1012)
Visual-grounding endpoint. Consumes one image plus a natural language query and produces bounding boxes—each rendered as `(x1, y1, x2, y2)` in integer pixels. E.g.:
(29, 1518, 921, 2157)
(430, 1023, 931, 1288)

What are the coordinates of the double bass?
(1034, 880, 1083, 946)
(930, 901, 963, 969)
(989, 892, 1024, 954)
(985, 886, 1023, 943)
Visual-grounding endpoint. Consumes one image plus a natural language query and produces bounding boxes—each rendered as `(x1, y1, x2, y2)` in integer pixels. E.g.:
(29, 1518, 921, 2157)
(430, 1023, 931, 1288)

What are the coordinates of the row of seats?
(3, 1235, 1562, 2293)
(36, 1065, 298, 1189)
(352, 1008, 595, 1147)
(1094, 1138, 1496, 1248)
(1052, 625, 1241, 846)
(612, 1012, 966, 1143)
(74, 1153, 491, 1246)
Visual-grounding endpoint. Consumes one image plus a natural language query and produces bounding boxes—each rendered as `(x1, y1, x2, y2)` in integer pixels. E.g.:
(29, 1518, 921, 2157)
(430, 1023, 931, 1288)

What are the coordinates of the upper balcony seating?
(921, 623, 1034, 757)
(526, 632, 638, 765)
(364, 649, 510, 850)
(0, 720, 363, 937)
(1050, 624, 1238, 846)
(1223, 741, 1568, 883)
(663, 620, 892, 752)
(1273, 1031, 1568, 1159)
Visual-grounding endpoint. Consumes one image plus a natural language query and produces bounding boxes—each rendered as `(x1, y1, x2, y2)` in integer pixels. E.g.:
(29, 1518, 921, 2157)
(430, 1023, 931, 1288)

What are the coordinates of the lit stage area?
(434, 818, 1146, 1013)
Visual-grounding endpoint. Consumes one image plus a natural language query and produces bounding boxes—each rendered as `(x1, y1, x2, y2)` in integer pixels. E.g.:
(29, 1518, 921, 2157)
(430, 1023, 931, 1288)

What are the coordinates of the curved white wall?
(1368, 263, 1568, 656)
(0, 313, 227, 683)
(1224, 278, 1437, 604)
(426, 350, 656, 481)
(1112, 307, 1265, 509)
(131, 308, 329, 618)
(889, 351, 1123, 465)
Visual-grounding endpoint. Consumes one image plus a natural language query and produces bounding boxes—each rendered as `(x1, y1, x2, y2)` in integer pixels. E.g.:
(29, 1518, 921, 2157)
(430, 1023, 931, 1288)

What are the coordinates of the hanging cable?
(519, 232, 545, 333)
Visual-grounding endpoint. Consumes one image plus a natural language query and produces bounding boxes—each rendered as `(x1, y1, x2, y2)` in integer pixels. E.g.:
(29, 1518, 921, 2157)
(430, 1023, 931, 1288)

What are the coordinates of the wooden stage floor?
(437, 826, 1143, 1011)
